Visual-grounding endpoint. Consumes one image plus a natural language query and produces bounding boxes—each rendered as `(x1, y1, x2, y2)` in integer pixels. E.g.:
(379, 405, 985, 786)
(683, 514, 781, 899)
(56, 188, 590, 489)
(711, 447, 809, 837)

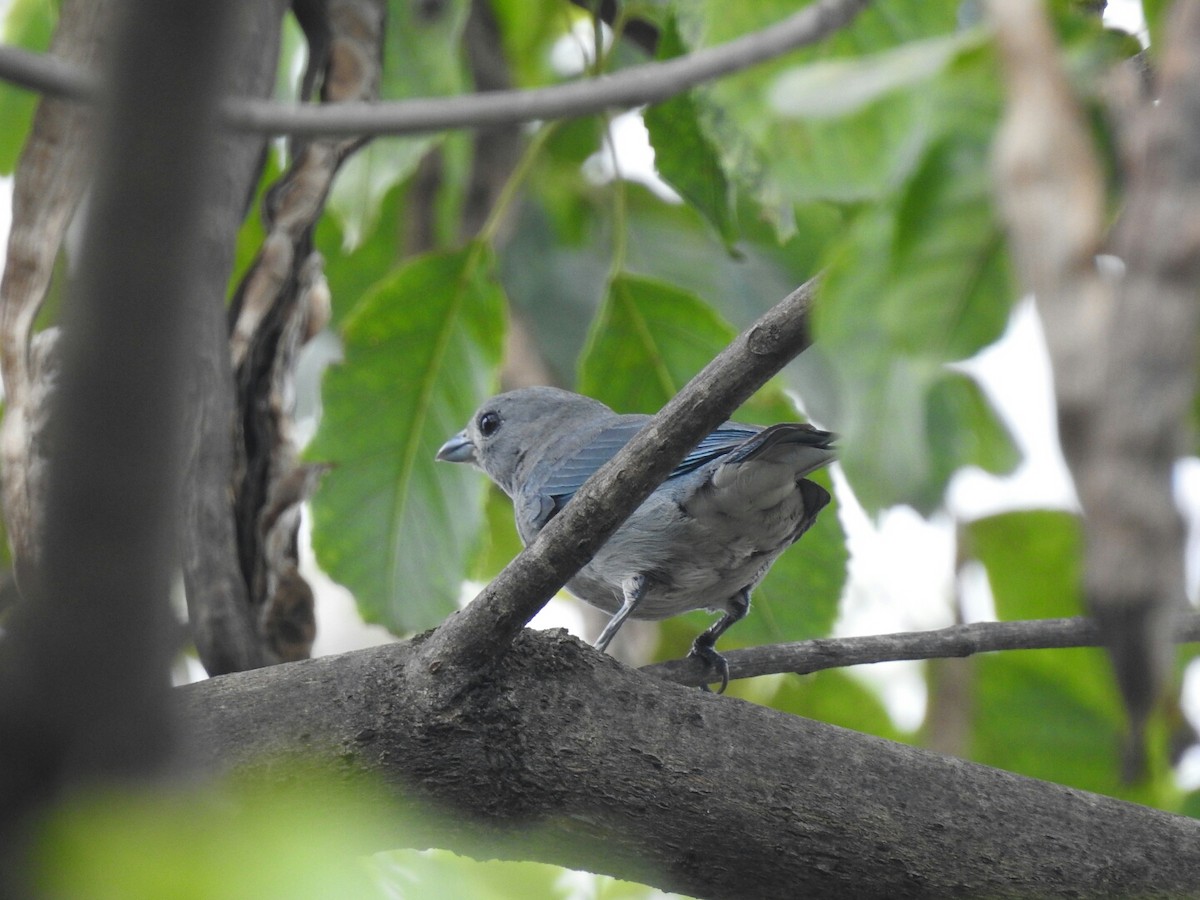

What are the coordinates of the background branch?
(646, 612, 1200, 687)
(0, 0, 869, 137)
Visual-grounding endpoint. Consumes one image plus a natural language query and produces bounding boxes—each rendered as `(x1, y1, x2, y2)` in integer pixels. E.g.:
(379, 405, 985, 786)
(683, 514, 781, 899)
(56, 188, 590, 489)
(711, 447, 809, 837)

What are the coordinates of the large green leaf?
(577, 274, 847, 652)
(327, 137, 439, 252)
(577, 274, 737, 414)
(0, 0, 56, 174)
(807, 127, 1018, 514)
(965, 511, 1175, 806)
(767, 31, 984, 120)
(644, 15, 738, 247)
(669, 0, 963, 212)
(308, 246, 506, 632)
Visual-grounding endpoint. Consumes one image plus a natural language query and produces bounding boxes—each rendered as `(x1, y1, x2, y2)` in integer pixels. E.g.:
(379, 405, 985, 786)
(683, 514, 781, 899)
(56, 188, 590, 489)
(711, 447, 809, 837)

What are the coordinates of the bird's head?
(436, 386, 610, 495)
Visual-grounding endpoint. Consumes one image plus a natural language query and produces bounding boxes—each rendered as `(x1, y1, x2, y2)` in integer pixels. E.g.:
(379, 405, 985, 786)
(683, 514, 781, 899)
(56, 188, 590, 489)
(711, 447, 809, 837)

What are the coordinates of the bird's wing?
(533, 421, 765, 522)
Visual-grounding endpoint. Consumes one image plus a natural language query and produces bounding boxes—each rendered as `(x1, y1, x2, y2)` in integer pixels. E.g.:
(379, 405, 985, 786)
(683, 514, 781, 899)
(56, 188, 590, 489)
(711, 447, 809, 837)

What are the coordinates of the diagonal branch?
(645, 611, 1200, 687)
(0, 0, 870, 137)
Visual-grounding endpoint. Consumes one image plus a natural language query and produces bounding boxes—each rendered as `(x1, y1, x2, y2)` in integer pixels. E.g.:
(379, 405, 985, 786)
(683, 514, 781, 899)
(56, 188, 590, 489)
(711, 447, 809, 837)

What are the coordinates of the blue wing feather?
(538, 420, 763, 508)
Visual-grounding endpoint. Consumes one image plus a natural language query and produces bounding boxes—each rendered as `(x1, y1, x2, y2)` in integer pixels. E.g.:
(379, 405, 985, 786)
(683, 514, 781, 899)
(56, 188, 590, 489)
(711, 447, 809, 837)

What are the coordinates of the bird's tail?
(726, 423, 836, 478)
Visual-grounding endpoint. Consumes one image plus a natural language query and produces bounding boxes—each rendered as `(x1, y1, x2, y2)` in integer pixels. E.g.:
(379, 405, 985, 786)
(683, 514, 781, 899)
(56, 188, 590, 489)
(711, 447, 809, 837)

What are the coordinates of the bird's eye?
(478, 411, 501, 437)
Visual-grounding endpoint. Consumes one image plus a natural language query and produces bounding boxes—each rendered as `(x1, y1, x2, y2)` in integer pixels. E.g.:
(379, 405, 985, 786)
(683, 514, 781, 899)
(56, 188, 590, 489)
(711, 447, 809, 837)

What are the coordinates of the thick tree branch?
(646, 612, 1200, 687)
(416, 279, 817, 694)
(0, 0, 870, 137)
(179, 628, 1200, 899)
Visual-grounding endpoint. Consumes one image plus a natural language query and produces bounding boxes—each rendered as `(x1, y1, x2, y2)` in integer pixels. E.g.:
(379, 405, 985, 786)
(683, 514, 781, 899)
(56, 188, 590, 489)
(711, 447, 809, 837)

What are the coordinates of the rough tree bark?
(181, 629, 1200, 899)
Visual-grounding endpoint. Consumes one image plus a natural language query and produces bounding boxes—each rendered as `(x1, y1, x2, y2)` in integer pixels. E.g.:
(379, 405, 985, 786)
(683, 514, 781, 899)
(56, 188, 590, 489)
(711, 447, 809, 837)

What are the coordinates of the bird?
(436, 386, 836, 691)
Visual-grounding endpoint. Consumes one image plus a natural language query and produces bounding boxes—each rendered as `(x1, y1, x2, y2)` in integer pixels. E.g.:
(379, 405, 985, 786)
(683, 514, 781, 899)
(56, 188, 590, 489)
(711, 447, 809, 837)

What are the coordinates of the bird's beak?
(436, 430, 477, 464)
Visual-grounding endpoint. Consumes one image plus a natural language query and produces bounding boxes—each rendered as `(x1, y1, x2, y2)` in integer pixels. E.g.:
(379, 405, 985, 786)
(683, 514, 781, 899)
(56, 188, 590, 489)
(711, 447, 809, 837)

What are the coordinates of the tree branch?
(415, 278, 817, 695)
(0, 40, 96, 102)
(0, 0, 870, 137)
(645, 612, 1200, 687)
(179, 628, 1200, 898)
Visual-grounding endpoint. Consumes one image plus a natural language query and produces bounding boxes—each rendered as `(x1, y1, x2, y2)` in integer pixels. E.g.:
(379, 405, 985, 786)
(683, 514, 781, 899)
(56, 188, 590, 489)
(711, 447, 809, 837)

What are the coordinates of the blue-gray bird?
(436, 386, 835, 690)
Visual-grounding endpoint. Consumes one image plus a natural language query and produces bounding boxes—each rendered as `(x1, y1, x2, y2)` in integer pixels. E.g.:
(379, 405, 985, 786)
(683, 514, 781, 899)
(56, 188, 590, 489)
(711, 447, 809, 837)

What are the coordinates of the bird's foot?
(687, 640, 729, 694)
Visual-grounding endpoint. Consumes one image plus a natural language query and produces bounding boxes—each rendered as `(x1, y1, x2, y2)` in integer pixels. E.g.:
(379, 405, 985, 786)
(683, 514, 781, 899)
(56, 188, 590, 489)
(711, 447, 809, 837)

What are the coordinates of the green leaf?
(308, 245, 506, 632)
(0, 0, 56, 174)
(327, 137, 440, 251)
(1141, 0, 1168, 56)
(809, 129, 1018, 514)
(926, 372, 1019, 479)
(644, 15, 738, 246)
(966, 510, 1083, 621)
(383, 0, 469, 99)
(488, 0, 574, 88)
(768, 30, 985, 120)
(316, 180, 405, 326)
(964, 511, 1175, 804)
(764, 667, 909, 742)
(671, 0, 964, 210)
(577, 274, 736, 414)
(578, 275, 846, 651)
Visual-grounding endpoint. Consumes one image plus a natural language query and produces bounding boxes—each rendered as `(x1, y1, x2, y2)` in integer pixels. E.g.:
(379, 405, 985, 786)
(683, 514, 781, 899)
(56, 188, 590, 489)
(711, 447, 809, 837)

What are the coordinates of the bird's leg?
(595, 574, 647, 652)
(688, 588, 751, 694)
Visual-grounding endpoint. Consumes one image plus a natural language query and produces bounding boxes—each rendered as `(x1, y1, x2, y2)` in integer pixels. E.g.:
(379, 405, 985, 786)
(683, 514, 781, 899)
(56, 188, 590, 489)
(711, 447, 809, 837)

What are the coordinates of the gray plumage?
(436, 386, 836, 690)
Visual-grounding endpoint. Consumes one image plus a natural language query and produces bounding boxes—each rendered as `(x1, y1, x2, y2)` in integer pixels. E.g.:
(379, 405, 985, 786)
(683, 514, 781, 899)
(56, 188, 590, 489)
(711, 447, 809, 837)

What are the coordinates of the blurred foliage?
(32, 777, 394, 900)
(966, 510, 1186, 809)
(0, 0, 55, 174)
(33, 771, 684, 900)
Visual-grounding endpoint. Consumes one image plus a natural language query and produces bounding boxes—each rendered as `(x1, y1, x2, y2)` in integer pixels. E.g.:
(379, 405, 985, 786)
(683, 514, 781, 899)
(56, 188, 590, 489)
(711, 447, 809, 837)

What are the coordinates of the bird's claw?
(687, 641, 729, 694)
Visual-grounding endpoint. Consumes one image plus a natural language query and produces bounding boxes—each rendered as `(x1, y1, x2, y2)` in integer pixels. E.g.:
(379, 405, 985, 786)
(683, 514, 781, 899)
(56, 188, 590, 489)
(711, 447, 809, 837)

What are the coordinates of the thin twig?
(0, 42, 96, 102)
(644, 612, 1200, 687)
(0, 0, 871, 137)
